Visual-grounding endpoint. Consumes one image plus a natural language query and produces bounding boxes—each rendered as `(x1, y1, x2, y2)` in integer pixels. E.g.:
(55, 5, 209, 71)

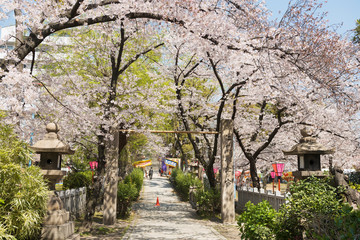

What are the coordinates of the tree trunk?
(81, 134, 106, 229)
(249, 159, 260, 189)
(205, 163, 216, 189)
(181, 154, 187, 172)
(118, 131, 128, 179)
(103, 130, 120, 225)
(82, 130, 128, 228)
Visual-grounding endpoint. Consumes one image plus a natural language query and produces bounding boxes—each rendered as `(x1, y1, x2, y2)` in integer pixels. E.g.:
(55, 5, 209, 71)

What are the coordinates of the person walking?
(149, 167, 153, 180)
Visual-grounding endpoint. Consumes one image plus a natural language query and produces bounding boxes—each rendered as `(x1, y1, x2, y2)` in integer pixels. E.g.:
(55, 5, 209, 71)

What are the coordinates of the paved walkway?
(122, 173, 227, 240)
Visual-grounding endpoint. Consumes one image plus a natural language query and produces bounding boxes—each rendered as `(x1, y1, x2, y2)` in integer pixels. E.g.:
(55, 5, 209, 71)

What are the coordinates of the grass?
(84, 226, 116, 235)
(75, 211, 135, 238)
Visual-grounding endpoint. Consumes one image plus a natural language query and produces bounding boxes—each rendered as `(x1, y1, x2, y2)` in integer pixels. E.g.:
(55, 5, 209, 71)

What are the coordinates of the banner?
(132, 159, 152, 168)
(165, 159, 177, 167)
(166, 158, 180, 163)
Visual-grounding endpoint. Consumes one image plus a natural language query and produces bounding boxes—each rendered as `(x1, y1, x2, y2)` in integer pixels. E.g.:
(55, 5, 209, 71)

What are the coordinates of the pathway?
(122, 173, 228, 240)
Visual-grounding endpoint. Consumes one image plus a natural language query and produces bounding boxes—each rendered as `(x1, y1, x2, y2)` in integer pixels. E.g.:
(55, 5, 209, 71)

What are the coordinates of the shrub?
(195, 188, 221, 215)
(0, 119, 32, 166)
(173, 170, 202, 201)
(0, 117, 49, 240)
(315, 204, 360, 240)
(333, 205, 360, 240)
(237, 176, 360, 240)
(63, 170, 92, 189)
(124, 168, 144, 195)
(117, 182, 138, 218)
(276, 176, 343, 239)
(349, 182, 360, 192)
(0, 198, 15, 240)
(0, 164, 49, 240)
(238, 200, 278, 240)
(0, 223, 16, 240)
(117, 168, 144, 218)
(170, 168, 181, 181)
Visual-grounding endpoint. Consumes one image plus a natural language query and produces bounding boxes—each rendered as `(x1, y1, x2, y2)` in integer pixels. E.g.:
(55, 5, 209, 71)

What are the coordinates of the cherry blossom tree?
(154, 0, 360, 189)
(31, 20, 173, 225)
(1, 0, 270, 193)
(1, 0, 360, 224)
(233, 1, 359, 187)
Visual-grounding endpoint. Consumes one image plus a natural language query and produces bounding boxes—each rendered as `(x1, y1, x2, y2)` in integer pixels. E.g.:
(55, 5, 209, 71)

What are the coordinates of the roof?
(30, 123, 75, 154)
(283, 136, 334, 155)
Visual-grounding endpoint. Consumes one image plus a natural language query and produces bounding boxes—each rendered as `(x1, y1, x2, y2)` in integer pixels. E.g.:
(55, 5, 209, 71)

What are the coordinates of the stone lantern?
(283, 129, 334, 180)
(30, 123, 74, 190)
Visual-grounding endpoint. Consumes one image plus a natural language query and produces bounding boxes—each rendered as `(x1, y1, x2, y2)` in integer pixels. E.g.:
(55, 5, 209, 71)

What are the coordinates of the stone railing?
(55, 187, 86, 219)
(237, 186, 287, 212)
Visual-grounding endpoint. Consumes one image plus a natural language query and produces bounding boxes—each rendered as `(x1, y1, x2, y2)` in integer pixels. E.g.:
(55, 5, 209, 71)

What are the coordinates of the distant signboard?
(132, 159, 152, 168)
(165, 159, 177, 167)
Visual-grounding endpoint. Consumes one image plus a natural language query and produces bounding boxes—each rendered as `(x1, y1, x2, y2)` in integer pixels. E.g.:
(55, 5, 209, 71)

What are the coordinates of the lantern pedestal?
(41, 193, 80, 240)
(292, 170, 325, 180)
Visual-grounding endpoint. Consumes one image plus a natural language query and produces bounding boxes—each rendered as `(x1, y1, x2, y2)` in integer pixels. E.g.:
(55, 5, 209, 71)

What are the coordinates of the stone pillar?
(220, 119, 235, 224)
(103, 130, 120, 225)
(41, 194, 79, 240)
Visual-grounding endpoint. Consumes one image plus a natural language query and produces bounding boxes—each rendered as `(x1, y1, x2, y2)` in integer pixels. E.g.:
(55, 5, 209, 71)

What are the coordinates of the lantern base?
(293, 170, 325, 180)
(41, 193, 79, 240)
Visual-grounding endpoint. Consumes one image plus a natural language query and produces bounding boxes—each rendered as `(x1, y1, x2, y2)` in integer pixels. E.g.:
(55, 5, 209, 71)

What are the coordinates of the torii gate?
(103, 119, 235, 224)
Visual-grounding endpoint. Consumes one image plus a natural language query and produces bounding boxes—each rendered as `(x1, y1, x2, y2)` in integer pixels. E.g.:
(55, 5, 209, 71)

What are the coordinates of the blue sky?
(0, 11, 14, 27)
(265, 0, 360, 35)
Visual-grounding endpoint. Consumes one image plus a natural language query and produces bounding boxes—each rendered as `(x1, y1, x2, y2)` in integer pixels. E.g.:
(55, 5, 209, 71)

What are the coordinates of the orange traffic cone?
(155, 197, 160, 206)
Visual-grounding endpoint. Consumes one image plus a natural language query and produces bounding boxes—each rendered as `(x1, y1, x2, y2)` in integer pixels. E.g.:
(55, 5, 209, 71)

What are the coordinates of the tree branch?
(32, 76, 79, 116)
(115, 22, 126, 74)
(118, 43, 164, 75)
(250, 100, 267, 142)
(208, 53, 225, 95)
(68, 0, 85, 20)
(253, 107, 288, 159)
(234, 128, 252, 160)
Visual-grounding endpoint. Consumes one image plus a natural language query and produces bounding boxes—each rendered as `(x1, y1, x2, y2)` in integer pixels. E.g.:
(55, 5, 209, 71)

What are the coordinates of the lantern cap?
(30, 123, 75, 154)
(283, 129, 334, 155)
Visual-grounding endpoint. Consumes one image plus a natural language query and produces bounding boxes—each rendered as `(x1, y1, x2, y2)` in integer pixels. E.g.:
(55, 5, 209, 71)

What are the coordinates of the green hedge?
(194, 187, 221, 215)
(117, 168, 144, 218)
(277, 176, 343, 239)
(63, 170, 93, 190)
(124, 168, 144, 197)
(238, 200, 278, 240)
(171, 169, 202, 201)
(117, 182, 138, 218)
(237, 176, 360, 240)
